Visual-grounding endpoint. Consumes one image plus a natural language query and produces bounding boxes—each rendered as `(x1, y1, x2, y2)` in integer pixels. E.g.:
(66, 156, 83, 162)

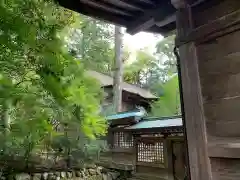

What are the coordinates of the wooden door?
(136, 137, 167, 176)
(172, 141, 186, 180)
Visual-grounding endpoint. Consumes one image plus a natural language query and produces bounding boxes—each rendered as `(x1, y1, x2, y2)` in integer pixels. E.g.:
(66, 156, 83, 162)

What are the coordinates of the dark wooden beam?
(106, 0, 144, 11)
(156, 14, 176, 27)
(172, 0, 208, 8)
(138, 0, 155, 5)
(57, 0, 133, 26)
(126, 1, 175, 34)
(191, 0, 209, 6)
(176, 8, 240, 46)
(127, 18, 155, 35)
(80, 0, 133, 16)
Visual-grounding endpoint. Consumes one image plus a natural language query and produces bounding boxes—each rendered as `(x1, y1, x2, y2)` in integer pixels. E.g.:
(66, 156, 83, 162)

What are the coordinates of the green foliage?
(151, 75, 181, 117)
(65, 16, 115, 74)
(123, 35, 180, 117)
(155, 35, 177, 74)
(124, 50, 166, 93)
(0, 0, 106, 165)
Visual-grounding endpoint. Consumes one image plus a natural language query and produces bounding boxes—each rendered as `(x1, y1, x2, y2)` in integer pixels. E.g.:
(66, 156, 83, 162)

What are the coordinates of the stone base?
(5, 167, 123, 180)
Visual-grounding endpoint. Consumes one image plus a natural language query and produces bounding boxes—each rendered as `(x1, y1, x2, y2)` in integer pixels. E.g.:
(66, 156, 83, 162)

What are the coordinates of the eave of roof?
(56, 0, 176, 35)
(86, 70, 157, 100)
(106, 110, 145, 121)
(56, 0, 211, 35)
(126, 116, 182, 130)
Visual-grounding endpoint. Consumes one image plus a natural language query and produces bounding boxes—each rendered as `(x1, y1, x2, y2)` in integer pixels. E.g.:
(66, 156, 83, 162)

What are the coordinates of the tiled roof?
(86, 70, 157, 99)
(106, 110, 145, 120)
(126, 116, 182, 130)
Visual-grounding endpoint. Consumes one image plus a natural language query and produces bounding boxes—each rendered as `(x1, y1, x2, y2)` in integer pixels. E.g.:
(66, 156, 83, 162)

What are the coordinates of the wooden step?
(208, 137, 240, 158)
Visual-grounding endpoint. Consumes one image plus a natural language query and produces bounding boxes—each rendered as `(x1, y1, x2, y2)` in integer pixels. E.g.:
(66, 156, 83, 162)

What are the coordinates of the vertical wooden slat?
(166, 139, 174, 180)
(175, 5, 212, 180)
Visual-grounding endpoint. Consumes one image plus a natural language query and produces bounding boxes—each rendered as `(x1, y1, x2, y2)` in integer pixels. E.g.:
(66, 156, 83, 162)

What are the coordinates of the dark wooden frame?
(135, 136, 167, 169)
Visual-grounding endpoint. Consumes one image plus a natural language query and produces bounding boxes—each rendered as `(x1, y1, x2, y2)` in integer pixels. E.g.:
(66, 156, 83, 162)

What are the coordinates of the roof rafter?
(80, 0, 133, 17)
(138, 0, 155, 5)
(103, 0, 144, 11)
(57, 0, 133, 26)
(126, 1, 175, 35)
(155, 14, 176, 27)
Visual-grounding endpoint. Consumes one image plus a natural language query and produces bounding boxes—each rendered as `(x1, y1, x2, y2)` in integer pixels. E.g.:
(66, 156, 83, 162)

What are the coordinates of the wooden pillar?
(174, 0, 240, 179)
(172, 1, 212, 180)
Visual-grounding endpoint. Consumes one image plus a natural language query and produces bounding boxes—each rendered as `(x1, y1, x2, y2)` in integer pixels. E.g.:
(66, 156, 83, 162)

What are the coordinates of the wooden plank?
(176, 8, 240, 46)
(155, 14, 176, 27)
(166, 140, 174, 180)
(200, 73, 240, 102)
(198, 23, 240, 44)
(210, 158, 240, 180)
(127, 18, 155, 35)
(175, 4, 212, 180)
(111, 147, 134, 153)
(138, 0, 155, 5)
(194, 0, 240, 27)
(80, 0, 133, 16)
(208, 137, 240, 158)
(119, 0, 155, 8)
(172, 141, 186, 180)
(198, 52, 240, 77)
(197, 26, 240, 62)
(105, 0, 144, 11)
(209, 144, 240, 159)
(204, 96, 240, 123)
(207, 120, 240, 138)
(204, 97, 240, 137)
(57, 0, 133, 26)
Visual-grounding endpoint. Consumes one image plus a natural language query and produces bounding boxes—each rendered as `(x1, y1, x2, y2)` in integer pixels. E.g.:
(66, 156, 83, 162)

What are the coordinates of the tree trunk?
(113, 26, 123, 113)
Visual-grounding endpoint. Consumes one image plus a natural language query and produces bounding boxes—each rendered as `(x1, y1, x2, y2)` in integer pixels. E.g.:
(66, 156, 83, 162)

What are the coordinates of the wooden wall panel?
(193, 1, 240, 179)
(176, 0, 240, 179)
(112, 151, 135, 165)
(122, 101, 135, 112)
(201, 73, 240, 102)
(197, 31, 240, 61)
(194, 0, 240, 28)
(197, 30, 240, 76)
(198, 53, 240, 76)
(211, 158, 240, 180)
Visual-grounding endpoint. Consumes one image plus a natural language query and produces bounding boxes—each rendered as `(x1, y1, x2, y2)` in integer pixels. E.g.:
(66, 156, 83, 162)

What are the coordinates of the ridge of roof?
(125, 116, 183, 130)
(106, 110, 145, 121)
(141, 115, 182, 122)
(86, 70, 158, 99)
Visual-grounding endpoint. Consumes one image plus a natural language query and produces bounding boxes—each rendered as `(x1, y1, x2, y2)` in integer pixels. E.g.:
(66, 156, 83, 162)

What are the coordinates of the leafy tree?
(65, 16, 115, 74)
(123, 35, 180, 117)
(150, 35, 181, 117)
(124, 50, 166, 93)
(0, 0, 106, 168)
(155, 35, 177, 75)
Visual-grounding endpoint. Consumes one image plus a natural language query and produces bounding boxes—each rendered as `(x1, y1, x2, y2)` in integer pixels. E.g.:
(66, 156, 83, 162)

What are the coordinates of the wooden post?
(166, 139, 174, 180)
(172, 0, 212, 179)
